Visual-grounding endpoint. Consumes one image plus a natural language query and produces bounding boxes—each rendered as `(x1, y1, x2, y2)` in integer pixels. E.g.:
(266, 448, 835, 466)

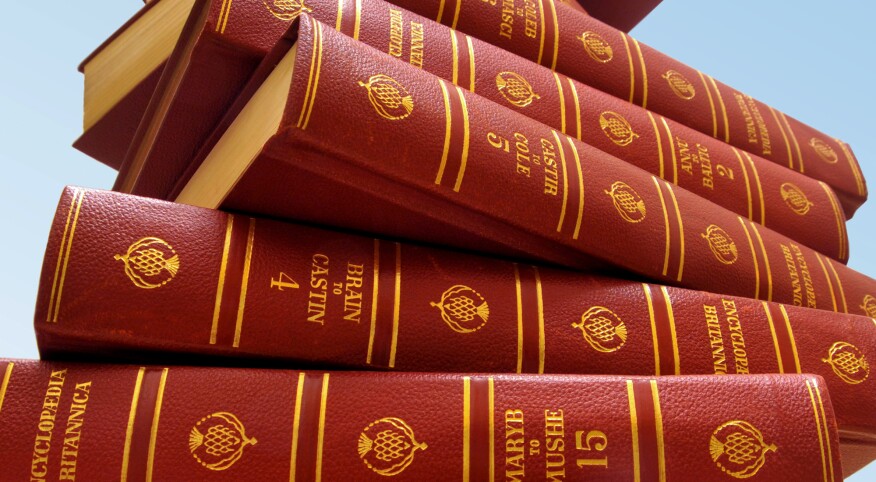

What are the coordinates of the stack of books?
(2, 1, 873, 479)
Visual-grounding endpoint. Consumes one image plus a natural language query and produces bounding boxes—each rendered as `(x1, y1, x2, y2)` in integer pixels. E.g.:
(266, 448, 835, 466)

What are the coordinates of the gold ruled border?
(454, 86, 472, 193)
(51, 189, 85, 323)
(47, 189, 82, 322)
(145, 368, 169, 482)
(748, 222, 773, 302)
(450, 0, 462, 30)
(465, 36, 476, 92)
(450, 32, 460, 86)
(742, 152, 766, 225)
(534, 267, 546, 374)
(836, 138, 866, 197)
(488, 377, 495, 482)
(537, 0, 547, 66)
(552, 130, 570, 233)
(663, 183, 685, 282)
(696, 70, 718, 139)
(514, 264, 524, 374)
(289, 372, 306, 481)
(300, 20, 324, 130)
(824, 258, 848, 314)
(315, 373, 330, 482)
(805, 379, 830, 482)
(779, 305, 801, 373)
(234, 219, 256, 348)
(297, 18, 321, 128)
(813, 380, 835, 482)
(210, 215, 235, 345)
(567, 78, 582, 140)
(216, 0, 232, 34)
(737, 217, 761, 300)
(780, 112, 804, 173)
(659, 117, 678, 184)
(0, 362, 13, 414)
(642, 284, 661, 376)
(631, 38, 648, 109)
(566, 137, 585, 240)
(707, 75, 730, 143)
(388, 243, 401, 368)
(762, 302, 785, 373)
(367, 239, 380, 364)
(462, 376, 471, 482)
(626, 381, 641, 482)
(436, 0, 447, 24)
(814, 253, 839, 312)
(553, 73, 567, 134)
(334, 0, 343, 31)
(620, 33, 635, 103)
(547, 0, 560, 70)
(650, 380, 667, 482)
(436, 80, 453, 185)
(659, 286, 681, 375)
(121, 368, 146, 482)
(819, 181, 847, 261)
(352, 0, 362, 40)
(732, 148, 754, 220)
(651, 177, 672, 277)
(768, 106, 794, 172)
(646, 112, 665, 180)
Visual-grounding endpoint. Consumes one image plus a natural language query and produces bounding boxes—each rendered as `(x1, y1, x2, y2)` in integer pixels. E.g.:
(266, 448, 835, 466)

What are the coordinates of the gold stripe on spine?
(567, 79, 582, 140)
(301, 20, 324, 130)
(824, 258, 848, 314)
(450, 0, 462, 29)
(567, 137, 585, 240)
(211, 215, 234, 345)
(436, 0, 447, 23)
(659, 117, 678, 184)
(660, 286, 681, 374)
(315, 373, 330, 482)
(632, 38, 648, 109)
(537, 0, 546, 66)
(389, 243, 402, 368)
(289, 373, 305, 481)
(812, 379, 835, 482)
(548, 0, 560, 70)
(819, 181, 847, 261)
(514, 264, 524, 373)
(216, 0, 232, 34)
(121, 368, 146, 482)
(47, 188, 80, 322)
(651, 177, 672, 277)
(450, 32, 460, 86)
(0, 362, 13, 414)
(626, 380, 641, 482)
(297, 17, 321, 129)
(620, 32, 635, 103)
(552, 130, 570, 233)
(707, 75, 730, 143)
(234, 219, 256, 348)
(805, 379, 830, 482)
(463, 376, 471, 482)
(553, 73, 567, 134)
(748, 222, 773, 302)
(742, 151, 766, 225)
(220, 0, 232, 34)
(642, 284, 661, 376)
(697, 70, 718, 139)
(535, 267, 546, 374)
(780, 112, 804, 173)
(646, 112, 665, 180)
(779, 305, 802, 373)
(737, 217, 761, 300)
(466, 36, 476, 92)
(352, 0, 362, 40)
(454, 86, 471, 193)
(768, 106, 794, 171)
(146, 368, 169, 482)
(366, 240, 380, 363)
(52, 189, 85, 323)
(650, 380, 667, 482)
(762, 302, 785, 373)
(436, 80, 453, 185)
(334, 0, 343, 30)
(488, 377, 495, 482)
(836, 138, 866, 196)
(814, 253, 839, 312)
(732, 148, 754, 220)
(664, 183, 685, 282)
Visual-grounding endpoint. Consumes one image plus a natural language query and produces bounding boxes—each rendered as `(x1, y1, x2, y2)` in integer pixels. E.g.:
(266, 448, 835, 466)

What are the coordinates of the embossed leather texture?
(0, 361, 843, 481)
(35, 187, 876, 449)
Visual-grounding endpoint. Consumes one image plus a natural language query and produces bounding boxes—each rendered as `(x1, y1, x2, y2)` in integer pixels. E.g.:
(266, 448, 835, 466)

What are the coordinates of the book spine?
(0, 360, 841, 481)
(241, 18, 876, 316)
(387, 0, 867, 214)
(35, 187, 876, 441)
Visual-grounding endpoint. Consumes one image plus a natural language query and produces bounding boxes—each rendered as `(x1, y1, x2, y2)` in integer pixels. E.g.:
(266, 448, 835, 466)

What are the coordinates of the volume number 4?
(270, 272, 299, 291)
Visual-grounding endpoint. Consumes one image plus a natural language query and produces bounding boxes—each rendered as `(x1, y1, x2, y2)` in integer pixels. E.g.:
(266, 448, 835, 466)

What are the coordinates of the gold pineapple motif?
(359, 74, 414, 121)
(496, 72, 540, 107)
(599, 111, 639, 147)
(359, 418, 427, 476)
(710, 420, 777, 479)
(605, 181, 646, 223)
(431, 285, 490, 334)
(115, 237, 180, 289)
(578, 31, 613, 63)
(779, 183, 813, 215)
(823, 341, 870, 384)
(809, 137, 838, 163)
(572, 306, 628, 353)
(189, 412, 257, 471)
(663, 70, 696, 100)
(262, 0, 311, 21)
(703, 225, 738, 265)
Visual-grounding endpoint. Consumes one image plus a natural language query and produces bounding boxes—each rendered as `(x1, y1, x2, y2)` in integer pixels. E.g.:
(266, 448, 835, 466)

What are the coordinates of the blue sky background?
(0, 1, 873, 478)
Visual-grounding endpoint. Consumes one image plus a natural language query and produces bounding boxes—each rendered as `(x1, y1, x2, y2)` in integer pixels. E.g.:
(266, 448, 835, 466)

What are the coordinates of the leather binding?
(177, 19, 876, 314)
(388, 0, 868, 216)
(114, 0, 851, 264)
(36, 187, 876, 451)
(0, 360, 844, 480)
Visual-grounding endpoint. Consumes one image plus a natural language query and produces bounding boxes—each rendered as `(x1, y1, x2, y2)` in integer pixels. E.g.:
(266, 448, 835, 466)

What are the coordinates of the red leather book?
(388, 0, 868, 215)
(176, 18, 876, 314)
(0, 360, 844, 480)
(116, 0, 851, 263)
(36, 187, 876, 455)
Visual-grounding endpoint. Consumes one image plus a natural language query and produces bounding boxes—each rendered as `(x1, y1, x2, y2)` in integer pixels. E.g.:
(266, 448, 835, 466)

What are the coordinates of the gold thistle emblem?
(431, 285, 490, 334)
(189, 412, 257, 471)
(262, 0, 311, 21)
(710, 420, 777, 479)
(114, 237, 180, 289)
(599, 111, 639, 147)
(572, 306, 628, 353)
(662, 70, 696, 100)
(605, 181, 646, 223)
(702, 225, 738, 265)
(779, 182, 813, 215)
(359, 418, 427, 476)
(495, 71, 540, 108)
(823, 341, 870, 385)
(358, 74, 414, 121)
(578, 31, 613, 63)
(809, 137, 838, 164)
(861, 294, 876, 317)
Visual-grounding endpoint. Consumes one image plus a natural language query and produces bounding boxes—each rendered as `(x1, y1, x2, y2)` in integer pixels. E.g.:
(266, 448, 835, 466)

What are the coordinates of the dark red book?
(0, 360, 844, 480)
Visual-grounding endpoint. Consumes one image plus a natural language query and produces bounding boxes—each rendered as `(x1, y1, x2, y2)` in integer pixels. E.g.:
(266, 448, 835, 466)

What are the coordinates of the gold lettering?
(308, 254, 330, 324)
(523, 0, 539, 38)
(675, 136, 714, 189)
(721, 300, 750, 374)
(782, 244, 803, 307)
(58, 381, 91, 481)
(343, 263, 364, 323)
(734, 92, 758, 146)
(703, 305, 727, 374)
(541, 138, 559, 196)
(575, 430, 608, 469)
(545, 410, 566, 480)
(505, 409, 526, 479)
(790, 244, 817, 309)
(499, 0, 515, 39)
(31, 370, 67, 481)
(409, 22, 425, 68)
(745, 95, 771, 155)
(388, 9, 404, 58)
